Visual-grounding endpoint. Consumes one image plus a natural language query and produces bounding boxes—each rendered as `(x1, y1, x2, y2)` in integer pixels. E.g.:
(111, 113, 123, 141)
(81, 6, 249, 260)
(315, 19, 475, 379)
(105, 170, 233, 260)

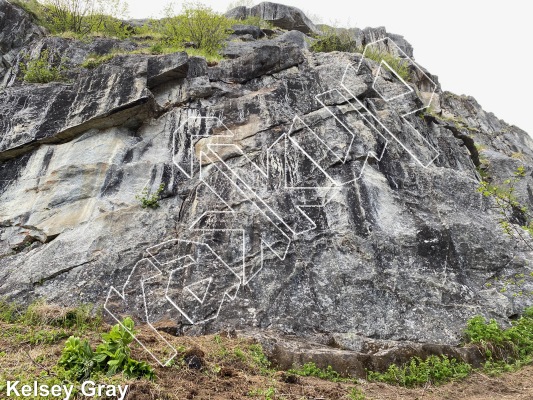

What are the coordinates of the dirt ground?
(1, 321, 532, 400)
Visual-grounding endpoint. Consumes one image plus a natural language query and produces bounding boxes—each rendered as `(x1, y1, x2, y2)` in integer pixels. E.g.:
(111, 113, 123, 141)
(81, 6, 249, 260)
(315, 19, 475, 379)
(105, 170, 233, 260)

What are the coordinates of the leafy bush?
(478, 165, 533, 251)
(59, 317, 154, 380)
(41, 0, 129, 36)
(13, 0, 130, 38)
(20, 49, 66, 83)
(240, 15, 273, 29)
(367, 355, 472, 387)
(465, 315, 506, 345)
(465, 307, 533, 364)
(159, 2, 235, 56)
(136, 183, 165, 209)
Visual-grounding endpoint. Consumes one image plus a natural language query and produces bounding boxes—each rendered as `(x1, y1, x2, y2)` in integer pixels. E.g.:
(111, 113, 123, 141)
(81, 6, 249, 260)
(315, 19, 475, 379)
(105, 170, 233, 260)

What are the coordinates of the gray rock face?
(226, 1, 319, 35)
(0, 0, 45, 85)
(1, 1, 533, 361)
(222, 29, 310, 59)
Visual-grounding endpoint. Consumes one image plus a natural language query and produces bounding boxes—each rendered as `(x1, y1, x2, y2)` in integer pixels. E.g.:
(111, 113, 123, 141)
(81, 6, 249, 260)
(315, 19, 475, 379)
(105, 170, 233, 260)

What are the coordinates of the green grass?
(309, 28, 411, 81)
(0, 299, 103, 331)
(81, 52, 118, 69)
(362, 47, 410, 82)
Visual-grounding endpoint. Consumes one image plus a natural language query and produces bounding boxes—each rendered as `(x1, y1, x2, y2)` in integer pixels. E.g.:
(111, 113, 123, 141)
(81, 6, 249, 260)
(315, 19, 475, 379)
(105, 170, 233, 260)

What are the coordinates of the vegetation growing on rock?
(19, 49, 66, 83)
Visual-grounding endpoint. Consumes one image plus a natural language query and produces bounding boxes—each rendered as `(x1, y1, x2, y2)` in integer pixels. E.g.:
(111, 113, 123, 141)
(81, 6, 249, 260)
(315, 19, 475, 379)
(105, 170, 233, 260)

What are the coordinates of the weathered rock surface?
(226, 1, 319, 35)
(1, 0, 533, 369)
(0, 0, 45, 85)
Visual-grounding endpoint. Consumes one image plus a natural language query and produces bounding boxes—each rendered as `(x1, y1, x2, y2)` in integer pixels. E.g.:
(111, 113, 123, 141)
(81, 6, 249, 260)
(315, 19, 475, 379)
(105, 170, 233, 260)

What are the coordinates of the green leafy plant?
(288, 362, 354, 382)
(367, 355, 471, 387)
(348, 387, 367, 400)
(58, 317, 155, 381)
(248, 386, 276, 399)
(20, 49, 66, 83)
(465, 307, 533, 369)
(248, 343, 272, 374)
(136, 183, 165, 209)
(59, 336, 97, 380)
(478, 165, 533, 251)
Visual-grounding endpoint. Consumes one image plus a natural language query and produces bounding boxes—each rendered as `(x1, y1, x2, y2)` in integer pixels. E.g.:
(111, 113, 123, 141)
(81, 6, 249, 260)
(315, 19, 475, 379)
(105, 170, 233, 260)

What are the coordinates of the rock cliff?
(1, 0, 533, 366)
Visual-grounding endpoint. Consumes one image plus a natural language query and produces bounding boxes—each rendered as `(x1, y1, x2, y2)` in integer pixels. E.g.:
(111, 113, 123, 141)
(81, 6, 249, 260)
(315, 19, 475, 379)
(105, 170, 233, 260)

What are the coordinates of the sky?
(127, 0, 533, 135)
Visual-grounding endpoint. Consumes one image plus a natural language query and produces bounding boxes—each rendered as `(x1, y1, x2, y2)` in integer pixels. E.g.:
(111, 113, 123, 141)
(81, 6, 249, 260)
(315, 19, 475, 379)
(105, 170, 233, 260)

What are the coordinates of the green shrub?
(478, 166, 533, 252)
(136, 183, 165, 209)
(20, 49, 66, 83)
(367, 355, 472, 387)
(465, 307, 533, 364)
(12, 0, 130, 38)
(240, 15, 273, 29)
(59, 317, 154, 381)
(465, 315, 506, 345)
(41, 0, 129, 36)
(159, 2, 235, 56)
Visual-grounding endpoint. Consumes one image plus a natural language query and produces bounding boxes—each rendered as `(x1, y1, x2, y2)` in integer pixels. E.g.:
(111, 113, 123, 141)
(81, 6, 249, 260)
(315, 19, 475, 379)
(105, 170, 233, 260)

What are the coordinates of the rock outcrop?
(1, 0, 533, 367)
(0, 0, 45, 85)
(225, 1, 319, 35)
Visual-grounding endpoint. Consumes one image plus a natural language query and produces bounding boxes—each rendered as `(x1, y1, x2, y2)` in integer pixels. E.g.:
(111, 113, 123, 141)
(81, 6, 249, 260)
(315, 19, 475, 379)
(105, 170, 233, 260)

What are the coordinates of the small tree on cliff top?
(161, 2, 234, 55)
(41, 0, 128, 35)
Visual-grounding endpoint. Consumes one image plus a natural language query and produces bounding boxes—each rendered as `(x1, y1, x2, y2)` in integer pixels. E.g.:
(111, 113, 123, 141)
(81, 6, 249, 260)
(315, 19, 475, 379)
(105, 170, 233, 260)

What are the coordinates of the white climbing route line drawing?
(344, 37, 439, 168)
(104, 38, 440, 366)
